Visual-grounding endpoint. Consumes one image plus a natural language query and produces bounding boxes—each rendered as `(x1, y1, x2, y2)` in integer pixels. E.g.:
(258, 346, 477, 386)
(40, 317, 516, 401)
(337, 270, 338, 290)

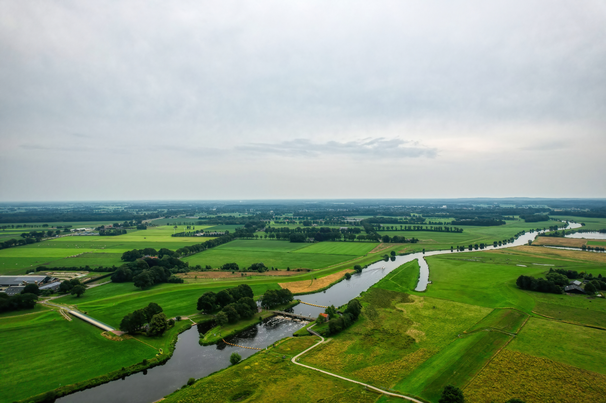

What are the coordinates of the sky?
(0, 0, 605, 201)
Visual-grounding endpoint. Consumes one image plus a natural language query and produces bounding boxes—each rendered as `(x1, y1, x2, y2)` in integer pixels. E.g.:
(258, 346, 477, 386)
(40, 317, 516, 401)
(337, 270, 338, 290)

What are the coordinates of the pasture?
(0, 225, 215, 274)
(378, 218, 564, 252)
(0, 310, 154, 402)
(182, 240, 373, 271)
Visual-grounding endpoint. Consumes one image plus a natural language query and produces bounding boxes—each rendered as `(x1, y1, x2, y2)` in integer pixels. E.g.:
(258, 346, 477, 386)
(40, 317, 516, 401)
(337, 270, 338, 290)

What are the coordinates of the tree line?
(197, 284, 259, 326)
(316, 299, 362, 335)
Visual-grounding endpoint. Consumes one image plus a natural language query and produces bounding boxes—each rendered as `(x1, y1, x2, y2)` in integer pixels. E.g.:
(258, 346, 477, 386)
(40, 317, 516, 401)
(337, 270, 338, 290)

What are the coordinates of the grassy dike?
(199, 300, 301, 345)
(15, 318, 200, 403)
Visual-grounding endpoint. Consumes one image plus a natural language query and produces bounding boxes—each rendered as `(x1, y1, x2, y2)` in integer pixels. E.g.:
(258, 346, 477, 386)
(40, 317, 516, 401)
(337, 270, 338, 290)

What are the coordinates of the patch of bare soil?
(279, 269, 354, 294)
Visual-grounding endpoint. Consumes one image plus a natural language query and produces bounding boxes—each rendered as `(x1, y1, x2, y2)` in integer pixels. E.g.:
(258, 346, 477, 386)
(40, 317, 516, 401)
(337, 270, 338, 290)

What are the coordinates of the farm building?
(0, 275, 52, 287)
(564, 285, 585, 294)
(570, 280, 582, 286)
(3, 286, 25, 296)
(39, 282, 62, 292)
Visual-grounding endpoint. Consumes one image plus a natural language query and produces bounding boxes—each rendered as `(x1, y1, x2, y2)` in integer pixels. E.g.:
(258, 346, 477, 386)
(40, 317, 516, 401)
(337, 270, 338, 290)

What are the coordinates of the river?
(57, 221, 581, 403)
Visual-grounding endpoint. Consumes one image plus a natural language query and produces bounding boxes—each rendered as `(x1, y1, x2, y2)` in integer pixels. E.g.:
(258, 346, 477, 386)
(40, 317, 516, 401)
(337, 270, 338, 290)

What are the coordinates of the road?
(291, 326, 425, 402)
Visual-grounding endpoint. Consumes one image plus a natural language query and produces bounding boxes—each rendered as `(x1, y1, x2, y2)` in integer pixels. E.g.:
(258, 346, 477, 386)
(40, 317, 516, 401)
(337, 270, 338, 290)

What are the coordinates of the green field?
(0, 225, 215, 274)
(183, 240, 375, 271)
(508, 318, 606, 375)
(0, 310, 156, 402)
(378, 218, 564, 252)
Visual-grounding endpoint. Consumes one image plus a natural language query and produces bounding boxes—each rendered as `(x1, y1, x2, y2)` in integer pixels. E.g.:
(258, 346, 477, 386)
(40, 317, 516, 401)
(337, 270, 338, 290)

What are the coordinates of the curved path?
(291, 326, 424, 402)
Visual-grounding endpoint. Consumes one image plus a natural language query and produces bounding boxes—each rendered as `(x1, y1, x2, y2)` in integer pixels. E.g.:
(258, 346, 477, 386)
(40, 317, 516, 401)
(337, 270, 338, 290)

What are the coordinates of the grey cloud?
(521, 140, 569, 151)
(237, 138, 437, 158)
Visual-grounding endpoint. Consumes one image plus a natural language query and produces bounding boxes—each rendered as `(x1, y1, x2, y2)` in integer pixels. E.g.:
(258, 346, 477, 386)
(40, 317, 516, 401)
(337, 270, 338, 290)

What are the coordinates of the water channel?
(565, 231, 606, 240)
(58, 222, 581, 403)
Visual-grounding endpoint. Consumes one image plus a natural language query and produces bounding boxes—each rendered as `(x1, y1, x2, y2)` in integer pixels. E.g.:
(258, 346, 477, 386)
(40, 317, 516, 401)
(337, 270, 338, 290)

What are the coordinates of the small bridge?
(271, 310, 314, 321)
(298, 301, 328, 309)
(68, 310, 115, 332)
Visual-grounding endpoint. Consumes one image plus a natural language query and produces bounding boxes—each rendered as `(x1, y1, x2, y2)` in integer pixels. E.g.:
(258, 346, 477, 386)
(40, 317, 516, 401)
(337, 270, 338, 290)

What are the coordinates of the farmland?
(0, 224, 216, 275)
(2, 210, 606, 403)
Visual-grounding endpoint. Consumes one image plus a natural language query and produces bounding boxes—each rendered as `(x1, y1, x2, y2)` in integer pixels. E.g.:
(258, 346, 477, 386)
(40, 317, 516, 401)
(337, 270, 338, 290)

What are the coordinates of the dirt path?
(291, 326, 424, 402)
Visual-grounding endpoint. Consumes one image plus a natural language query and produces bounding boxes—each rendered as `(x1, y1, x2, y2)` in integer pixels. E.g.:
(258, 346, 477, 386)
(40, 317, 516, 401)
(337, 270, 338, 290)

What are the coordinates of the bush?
(230, 352, 242, 365)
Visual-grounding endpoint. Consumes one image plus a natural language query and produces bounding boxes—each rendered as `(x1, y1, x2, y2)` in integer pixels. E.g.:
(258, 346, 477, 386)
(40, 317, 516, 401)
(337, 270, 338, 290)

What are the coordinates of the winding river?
(58, 222, 581, 403)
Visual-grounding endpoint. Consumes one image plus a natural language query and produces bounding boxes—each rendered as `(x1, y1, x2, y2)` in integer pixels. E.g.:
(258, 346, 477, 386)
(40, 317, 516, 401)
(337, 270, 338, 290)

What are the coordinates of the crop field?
(182, 240, 368, 271)
(162, 337, 379, 403)
(0, 310, 155, 402)
(507, 318, 606, 375)
(0, 225, 215, 274)
(279, 269, 354, 294)
(532, 236, 587, 247)
(293, 241, 378, 255)
(464, 349, 606, 403)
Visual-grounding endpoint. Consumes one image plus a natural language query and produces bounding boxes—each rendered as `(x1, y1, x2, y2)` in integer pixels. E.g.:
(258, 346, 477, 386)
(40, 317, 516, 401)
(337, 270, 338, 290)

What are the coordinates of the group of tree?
(58, 278, 87, 297)
(516, 275, 563, 294)
(119, 302, 173, 335)
(0, 210, 159, 224)
(259, 288, 294, 309)
(111, 258, 184, 289)
(520, 214, 550, 222)
(35, 265, 115, 273)
(451, 218, 505, 226)
(99, 228, 127, 236)
(120, 233, 235, 262)
(319, 299, 362, 335)
(197, 284, 258, 326)
(375, 225, 463, 233)
(0, 292, 38, 313)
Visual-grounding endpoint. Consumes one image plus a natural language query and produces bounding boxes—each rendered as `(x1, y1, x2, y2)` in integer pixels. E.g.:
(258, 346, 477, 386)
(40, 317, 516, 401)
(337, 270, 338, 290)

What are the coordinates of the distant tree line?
(516, 275, 563, 294)
(376, 225, 463, 233)
(99, 228, 127, 236)
(120, 233, 235, 262)
(0, 210, 160, 224)
(520, 214, 550, 222)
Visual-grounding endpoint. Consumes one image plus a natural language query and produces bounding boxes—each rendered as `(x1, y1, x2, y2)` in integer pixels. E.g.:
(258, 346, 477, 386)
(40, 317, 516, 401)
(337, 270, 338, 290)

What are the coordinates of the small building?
(4, 286, 25, 296)
(564, 285, 585, 294)
(319, 313, 329, 321)
(571, 280, 582, 286)
(39, 282, 62, 292)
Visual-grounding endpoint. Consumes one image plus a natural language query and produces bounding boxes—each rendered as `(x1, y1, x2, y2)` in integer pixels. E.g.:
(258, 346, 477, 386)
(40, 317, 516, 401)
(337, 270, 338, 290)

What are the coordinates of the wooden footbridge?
(298, 301, 328, 309)
(222, 339, 264, 350)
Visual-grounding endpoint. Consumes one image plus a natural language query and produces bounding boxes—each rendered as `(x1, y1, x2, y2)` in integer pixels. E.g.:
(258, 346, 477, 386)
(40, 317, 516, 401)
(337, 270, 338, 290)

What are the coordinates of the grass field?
(464, 349, 606, 403)
(182, 240, 375, 271)
(508, 317, 606, 375)
(378, 218, 564, 252)
(162, 337, 379, 403)
(0, 225, 215, 274)
(0, 310, 156, 402)
(54, 282, 281, 328)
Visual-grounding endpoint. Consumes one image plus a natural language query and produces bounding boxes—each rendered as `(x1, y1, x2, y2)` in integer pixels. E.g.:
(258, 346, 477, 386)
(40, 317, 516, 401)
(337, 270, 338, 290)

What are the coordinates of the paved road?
(291, 326, 425, 402)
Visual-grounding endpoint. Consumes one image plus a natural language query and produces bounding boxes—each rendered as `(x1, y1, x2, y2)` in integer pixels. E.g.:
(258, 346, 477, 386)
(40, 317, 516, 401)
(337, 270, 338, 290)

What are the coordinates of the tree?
(148, 313, 168, 336)
(439, 385, 464, 403)
(144, 302, 163, 321)
(58, 280, 74, 294)
(345, 299, 362, 320)
(585, 282, 596, 294)
(70, 285, 86, 298)
(216, 290, 234, 308)
(316, 313, 326, 324)
(133, 271, 153, 290)
(222, 305, 240, 323)
(215, 311, 229, 326)
(353, 265, 363, 273)
(197, 291, 217, 312)
(230, 352, 241, 365)
(22, 283, 40, 295)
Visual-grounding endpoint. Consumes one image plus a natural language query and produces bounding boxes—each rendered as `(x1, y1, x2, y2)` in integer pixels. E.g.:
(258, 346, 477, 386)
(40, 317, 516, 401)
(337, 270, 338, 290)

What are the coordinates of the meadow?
(0, 224, 214, 274)
(162, 337, 379, 403)
(183, 240, 378, 271)
(0, 310, 155, 402)
(378, 218, 564, 252)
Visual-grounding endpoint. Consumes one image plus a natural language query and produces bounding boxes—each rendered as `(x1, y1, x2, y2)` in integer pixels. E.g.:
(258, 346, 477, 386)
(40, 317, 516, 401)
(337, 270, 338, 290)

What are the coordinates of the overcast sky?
(1, 0, 605, 201)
